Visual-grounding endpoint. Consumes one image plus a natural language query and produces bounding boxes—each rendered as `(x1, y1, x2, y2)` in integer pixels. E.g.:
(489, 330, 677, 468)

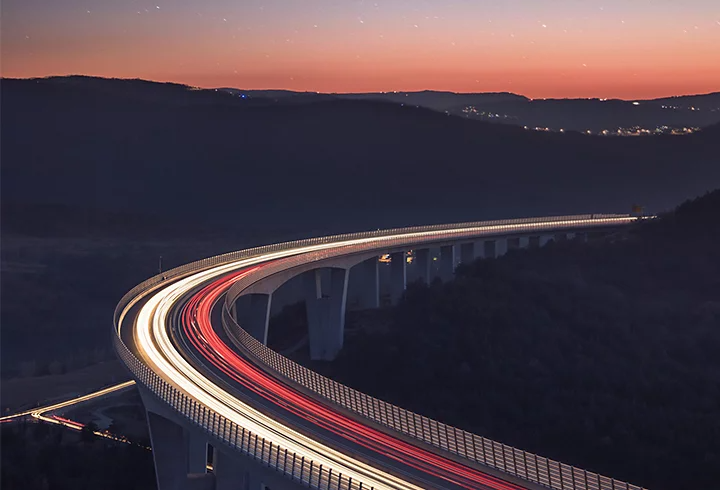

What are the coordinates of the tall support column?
(304, 268, 349, 361)
(355, 257, 379, 309)
(214, 449, 248, 490)
(439, 245, 455, 281)
(234, 294, 272, 345)
(519, 237, 530, 249)
(414, 248, 431, 285)
(540, 235, 554, 247)
(507, 237, 521, 252)
(529, 236, 541, 248)
(186, 429, 208, 474)
(459, 243, 475, 265)
(146, 411, 187, 490)
(482, 240, 496, 259)
(496, 238, 508, 257)
(389, 251, 407, 304)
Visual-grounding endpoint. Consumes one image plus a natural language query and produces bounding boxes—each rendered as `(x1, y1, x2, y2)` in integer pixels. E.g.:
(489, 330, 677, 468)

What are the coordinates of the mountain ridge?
(2, 75, 719, 239)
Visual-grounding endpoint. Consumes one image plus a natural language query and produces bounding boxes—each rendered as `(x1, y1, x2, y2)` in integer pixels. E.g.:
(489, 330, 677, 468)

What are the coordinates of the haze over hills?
(2, 75, 720, 240)
(226, 87, 720, 133)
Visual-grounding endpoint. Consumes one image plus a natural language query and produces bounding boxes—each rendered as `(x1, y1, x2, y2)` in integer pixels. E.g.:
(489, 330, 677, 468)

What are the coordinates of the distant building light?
(632, 101, 640, 105)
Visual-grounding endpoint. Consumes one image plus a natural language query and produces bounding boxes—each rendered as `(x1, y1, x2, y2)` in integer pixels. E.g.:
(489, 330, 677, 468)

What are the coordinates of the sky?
(2, 0, 719, 99)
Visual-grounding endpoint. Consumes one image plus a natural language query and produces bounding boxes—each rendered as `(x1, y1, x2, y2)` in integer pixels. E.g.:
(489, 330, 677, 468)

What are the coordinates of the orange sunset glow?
(2, 1, 719, 98)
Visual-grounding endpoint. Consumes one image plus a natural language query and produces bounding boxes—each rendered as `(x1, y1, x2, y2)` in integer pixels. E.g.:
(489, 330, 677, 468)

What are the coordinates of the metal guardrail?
(113, 213, 627, 327)
(114, 214, 643, 490)
(113, 331, 370, 489)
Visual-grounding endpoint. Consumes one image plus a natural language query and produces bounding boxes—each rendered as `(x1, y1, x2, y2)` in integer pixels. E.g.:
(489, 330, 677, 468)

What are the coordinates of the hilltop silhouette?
(2, 76, 719, 239)
(223, 86, 720, 132)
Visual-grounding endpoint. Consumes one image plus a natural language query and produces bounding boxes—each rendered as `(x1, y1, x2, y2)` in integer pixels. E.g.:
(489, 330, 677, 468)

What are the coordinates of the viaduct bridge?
(114, 214, 647, 490)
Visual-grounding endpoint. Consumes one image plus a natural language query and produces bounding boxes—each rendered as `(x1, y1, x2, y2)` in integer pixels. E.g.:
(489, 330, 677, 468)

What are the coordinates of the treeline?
(309, 190, 720, 490)
(1, 422, 155, 490)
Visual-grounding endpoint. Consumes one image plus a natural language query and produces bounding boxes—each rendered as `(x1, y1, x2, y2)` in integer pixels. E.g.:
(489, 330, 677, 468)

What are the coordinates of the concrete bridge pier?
(353, 257, 379, 309)
(233, 294, 272, 345)
(303, 268, 348, 361)
(459, 242, 475, 265)
(186, 429, 208, 474)
(519, 236, 530, 249)
(439, 245, 455, 281)
(482, 240, 496, 259)
(214, 447, 306, 490)
(413, 248, 431, 285)
(214, 450, 248, 490)
(389, 251, 407, 304)
(529, 236, 541, 248)
(146, 411, 188, 490)
(496, 238, 508, 257)
(540, 235, 554, 247)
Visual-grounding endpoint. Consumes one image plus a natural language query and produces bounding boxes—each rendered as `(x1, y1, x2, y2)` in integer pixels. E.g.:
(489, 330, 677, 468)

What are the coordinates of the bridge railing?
(218, 216, 646, 490)
(114, 213, 629, 328)
(113, 327, 374, 489)
(222, 305, 645, 490)
(114, 213, 641, 490)
(223, 215, 634, 307)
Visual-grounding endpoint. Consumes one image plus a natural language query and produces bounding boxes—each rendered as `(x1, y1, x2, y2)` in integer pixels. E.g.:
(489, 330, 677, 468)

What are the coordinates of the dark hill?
(2, 76, 719, 238)
(308, 189, 720, 490)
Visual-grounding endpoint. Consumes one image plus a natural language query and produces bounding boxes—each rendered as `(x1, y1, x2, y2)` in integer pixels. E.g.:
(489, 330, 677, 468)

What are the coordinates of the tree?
(81, 421, 99, 443)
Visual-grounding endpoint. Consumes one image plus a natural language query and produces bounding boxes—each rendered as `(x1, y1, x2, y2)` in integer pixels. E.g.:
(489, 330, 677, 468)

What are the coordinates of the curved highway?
(115, 215, 648, 490)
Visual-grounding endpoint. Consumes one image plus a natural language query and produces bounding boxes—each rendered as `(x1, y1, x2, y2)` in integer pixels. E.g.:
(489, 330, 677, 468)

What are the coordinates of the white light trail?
(126, 217, 637, 490)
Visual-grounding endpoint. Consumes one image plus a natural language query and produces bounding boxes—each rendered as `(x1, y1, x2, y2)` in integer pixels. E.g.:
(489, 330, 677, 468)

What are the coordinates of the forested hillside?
(308, 190, 720, 490)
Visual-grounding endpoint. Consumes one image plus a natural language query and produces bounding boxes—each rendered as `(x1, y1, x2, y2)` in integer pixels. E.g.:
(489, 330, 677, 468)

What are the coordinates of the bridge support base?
(146, 410, 189, 490)
(304, 268, 348, 361)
